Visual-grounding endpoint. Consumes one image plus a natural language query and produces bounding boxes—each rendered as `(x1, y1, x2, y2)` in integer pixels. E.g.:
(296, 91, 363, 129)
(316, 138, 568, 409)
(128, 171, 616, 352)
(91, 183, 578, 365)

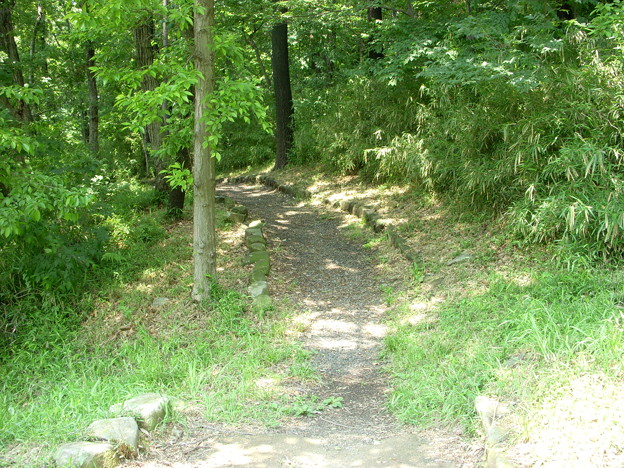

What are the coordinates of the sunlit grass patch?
(0, 206, 307, 466)
(384, 266, 624, 455)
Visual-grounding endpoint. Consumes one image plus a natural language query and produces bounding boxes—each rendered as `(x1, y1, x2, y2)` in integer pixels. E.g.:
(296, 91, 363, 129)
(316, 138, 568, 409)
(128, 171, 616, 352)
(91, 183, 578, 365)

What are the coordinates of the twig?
(318, 416, 351, 429)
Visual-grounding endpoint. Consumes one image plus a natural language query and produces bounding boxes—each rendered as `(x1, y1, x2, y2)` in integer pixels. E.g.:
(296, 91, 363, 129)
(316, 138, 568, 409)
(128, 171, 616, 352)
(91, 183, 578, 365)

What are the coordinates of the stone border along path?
(222, 174, 514, 468)
(208, 179, 482, 467)
(54, 393, 172, 467)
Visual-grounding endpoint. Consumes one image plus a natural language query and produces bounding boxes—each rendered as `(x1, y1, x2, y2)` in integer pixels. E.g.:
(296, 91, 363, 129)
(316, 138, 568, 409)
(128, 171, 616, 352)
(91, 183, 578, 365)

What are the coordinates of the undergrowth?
(0, 184, 306, 466)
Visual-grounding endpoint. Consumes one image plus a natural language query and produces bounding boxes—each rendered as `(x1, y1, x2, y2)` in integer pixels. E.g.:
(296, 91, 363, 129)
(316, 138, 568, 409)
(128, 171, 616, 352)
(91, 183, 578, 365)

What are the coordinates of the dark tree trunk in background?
(85, 43, 99, 155)
(167, 147, 190, 217)
(0, 0, 33, 123)
(271, 20, 294, 170)
(134, 19, 167, 193)
(29, 3, 48, 83)
(367, 7, 384, 60)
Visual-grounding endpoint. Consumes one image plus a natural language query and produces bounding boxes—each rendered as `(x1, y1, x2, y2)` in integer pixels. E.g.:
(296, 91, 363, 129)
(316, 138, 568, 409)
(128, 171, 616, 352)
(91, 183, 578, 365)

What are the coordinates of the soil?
(123, 183, 482, 467)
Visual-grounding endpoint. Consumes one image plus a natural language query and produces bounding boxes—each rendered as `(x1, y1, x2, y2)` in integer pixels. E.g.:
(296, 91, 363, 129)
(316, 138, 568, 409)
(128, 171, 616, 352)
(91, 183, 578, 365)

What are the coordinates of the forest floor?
(121, 181, 482, 467)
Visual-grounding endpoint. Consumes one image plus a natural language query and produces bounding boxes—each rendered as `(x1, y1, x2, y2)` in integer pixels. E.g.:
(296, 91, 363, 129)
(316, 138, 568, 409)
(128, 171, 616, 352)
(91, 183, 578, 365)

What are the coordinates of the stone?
(245, 234, 265, 247)
(248, 220, 264, 229)
(87, 417, 140, 452)
(253, 258, 271, 276)
(151, 297, 170, 308)
(248, 242, 266, 253)
(475, 396, 499, 430)
(253, 294, 273, 311)
(227, 212, 247, 224)
(250, 269, 267, 283)
(339, 200, 354, 212)
(54, 442, 118, 468)
(230, 205, 248, 215)
(244, 251, 269, 266)
(248, 281, 268, 298)
(110, 393, 171, 431)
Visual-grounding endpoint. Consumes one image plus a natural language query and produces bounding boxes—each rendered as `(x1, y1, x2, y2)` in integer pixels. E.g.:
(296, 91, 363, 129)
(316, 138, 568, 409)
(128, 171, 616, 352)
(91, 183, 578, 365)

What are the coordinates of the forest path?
(126, 183, 479, 467)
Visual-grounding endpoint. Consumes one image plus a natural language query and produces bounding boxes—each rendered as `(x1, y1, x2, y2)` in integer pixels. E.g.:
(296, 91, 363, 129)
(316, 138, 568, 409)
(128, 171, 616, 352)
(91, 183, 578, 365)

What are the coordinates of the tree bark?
(271, 19, 294, 170)
(246, 31, 272, 89)
(85, 43, 99, 155)
(134, 19, 167, 193)
(367, 7, 384, 60)
(192, 0, 217, 302)
(168, 147, 190, 217)
(0, 0, 33, 123)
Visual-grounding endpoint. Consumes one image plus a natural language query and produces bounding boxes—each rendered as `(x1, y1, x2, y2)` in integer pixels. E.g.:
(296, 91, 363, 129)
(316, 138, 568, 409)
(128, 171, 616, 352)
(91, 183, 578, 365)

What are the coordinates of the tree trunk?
(134, 19, 167, 193)
(271, 19, 294, 170)
(0, 0, 33, 123)
(245, 31, 272, 89)
(192, 0, 217, 302)
(168, 147, 190, 217)
(85, 43, 99, 155)
(29, 3, 47, 83)
(367, 7, 384, 60)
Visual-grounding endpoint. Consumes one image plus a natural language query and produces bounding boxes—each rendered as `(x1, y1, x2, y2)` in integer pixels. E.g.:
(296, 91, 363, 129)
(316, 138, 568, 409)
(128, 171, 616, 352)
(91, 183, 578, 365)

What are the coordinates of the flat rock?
(87, 417, 139, 451)
(248, 242, 266, 252)
(110, 393, 171, 431)
(54, 441, 118, 468)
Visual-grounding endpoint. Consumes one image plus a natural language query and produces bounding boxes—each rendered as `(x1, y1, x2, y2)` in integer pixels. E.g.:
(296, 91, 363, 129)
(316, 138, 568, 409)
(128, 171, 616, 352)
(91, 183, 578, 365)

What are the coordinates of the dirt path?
(125, 183, 480, 467)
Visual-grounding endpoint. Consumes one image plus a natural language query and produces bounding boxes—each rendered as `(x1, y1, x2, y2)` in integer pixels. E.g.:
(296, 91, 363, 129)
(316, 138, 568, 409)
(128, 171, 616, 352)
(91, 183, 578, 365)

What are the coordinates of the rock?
(244, 250, 270, 266)
(253, 258, 271, 276)
(248, 220, 264, 229)
(151, 297, 170, 308)
(245, 234, 265, 246)
(110, 393, 171, 431)
(253, 294, 274, 311)
(448, 252, 472, 265)
(248, 281, 268, 298)
(475, 396, 500, 430)
(339, 200, 353, 212)
(250, 269, 266, 283)
(54, 442, 118, 468)
(230, 205, 248, 215)
(227, 212, 247, 224)
(87, 417, 140, 452)
(248, 242, 266, 253)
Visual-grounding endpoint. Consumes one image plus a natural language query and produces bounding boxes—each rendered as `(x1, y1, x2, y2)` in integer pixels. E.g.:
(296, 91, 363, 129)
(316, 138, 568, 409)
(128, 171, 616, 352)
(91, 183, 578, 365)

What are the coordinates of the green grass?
(0, 198, 307, 465)
(384, 266, 624, 432)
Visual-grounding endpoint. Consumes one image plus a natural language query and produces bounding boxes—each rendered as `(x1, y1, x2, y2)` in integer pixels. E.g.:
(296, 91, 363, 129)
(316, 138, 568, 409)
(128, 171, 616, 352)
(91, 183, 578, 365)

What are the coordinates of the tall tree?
(367, 6, 383, 60)
(85, 42, 99, 155)
(271, 8, 293, 170)
(134, 16, 167, 192)
(0, 0, 33, 123)
(192, 0, 217, 302)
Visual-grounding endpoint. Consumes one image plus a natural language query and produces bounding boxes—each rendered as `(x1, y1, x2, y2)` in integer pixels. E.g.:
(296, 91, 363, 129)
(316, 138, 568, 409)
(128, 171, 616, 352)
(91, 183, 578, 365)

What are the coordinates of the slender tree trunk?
(192, 0, 217, 302)
(271, 19, 294, 170)
(0, 0, 33, 123)
(246, 31, 272, 89)
(29, 3, 47, 83)
(168, 147, 190, 217)
(367, 7, 384, 60)
(85, 43, 99, 155)
(134, 19, 167, 193)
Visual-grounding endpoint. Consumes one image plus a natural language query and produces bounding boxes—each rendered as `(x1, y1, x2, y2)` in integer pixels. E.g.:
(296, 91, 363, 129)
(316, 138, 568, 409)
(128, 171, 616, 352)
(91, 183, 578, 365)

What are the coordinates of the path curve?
(126, 183, 480, 467)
